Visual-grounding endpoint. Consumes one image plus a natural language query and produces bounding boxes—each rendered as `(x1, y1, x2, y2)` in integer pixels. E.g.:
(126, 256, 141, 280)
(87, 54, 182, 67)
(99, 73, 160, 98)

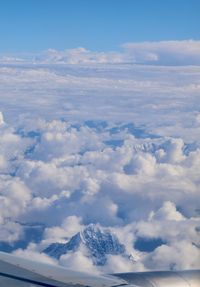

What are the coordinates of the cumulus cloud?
(144, 241, 200, 270)
(0, 114, 199, 272)
(33, 40, 199, 66)
(104, 254, 141, 273)
(2, 40, 200, 66)
(0, 177, 31, 224)
(149, 201, 185, 221)
(0, 112, 4, 125)
(13, 243, 57, 265)
(60, 245, 99, 274)
(122, 40, 200, 65)
(0, 52, 200, 272)
(43, 216, 83, 244)
(0, 221, 23, 242)
(36, 48, 123, 65)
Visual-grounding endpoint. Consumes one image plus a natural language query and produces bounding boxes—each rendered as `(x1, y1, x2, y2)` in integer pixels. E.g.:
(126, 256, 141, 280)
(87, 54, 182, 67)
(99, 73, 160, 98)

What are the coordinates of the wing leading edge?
(0, 251, 129, 287)
(0, 251, 200, 287)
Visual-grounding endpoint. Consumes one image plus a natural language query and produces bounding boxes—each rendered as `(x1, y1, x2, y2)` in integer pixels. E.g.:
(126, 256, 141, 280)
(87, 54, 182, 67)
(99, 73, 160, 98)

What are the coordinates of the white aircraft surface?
(0, 251, 200, 287)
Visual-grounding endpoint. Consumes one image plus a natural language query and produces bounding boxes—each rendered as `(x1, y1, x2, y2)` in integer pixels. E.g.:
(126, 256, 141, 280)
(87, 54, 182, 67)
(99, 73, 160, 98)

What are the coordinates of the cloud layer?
(1, 40, 200, 66)
(1, 62, 200, 143)
(0, 115, 200, 272)
(122, 40, 200, 65)
(0, 47, 200, 272)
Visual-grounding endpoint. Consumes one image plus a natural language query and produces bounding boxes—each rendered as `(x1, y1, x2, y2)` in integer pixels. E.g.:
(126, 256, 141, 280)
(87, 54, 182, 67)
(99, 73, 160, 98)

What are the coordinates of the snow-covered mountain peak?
(44, 224, 126, 265)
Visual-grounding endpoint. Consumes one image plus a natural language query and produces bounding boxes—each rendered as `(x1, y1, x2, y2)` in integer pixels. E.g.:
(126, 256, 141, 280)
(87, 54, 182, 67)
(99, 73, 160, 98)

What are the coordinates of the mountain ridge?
(43, 224, 127, 265)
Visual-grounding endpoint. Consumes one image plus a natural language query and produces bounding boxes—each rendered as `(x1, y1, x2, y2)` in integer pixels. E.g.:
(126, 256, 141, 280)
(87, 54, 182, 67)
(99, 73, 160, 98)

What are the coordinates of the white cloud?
(0, 115, 199, 271)
(0, 177, 31, 223)
(13, 243, 57, 265)
(2, 40, 200, 66)
(104, 254, 144, 273)
(144, 241, 200, 270)
(0, 48, 200, 272)
(43, 216, 83, 244)
(0, 221, 23, 242)
(34, 47, 123, 65)
(122, 40, 200, 65)
(0, 112, 4, 125)
(59, 245, 99, 274)
(149, 201, 185, 222)
(32, 40, 200, 66)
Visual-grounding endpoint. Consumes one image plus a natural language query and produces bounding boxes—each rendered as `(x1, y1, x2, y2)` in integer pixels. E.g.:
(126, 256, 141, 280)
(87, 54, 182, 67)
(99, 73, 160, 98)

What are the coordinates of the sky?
(0, 0, 200, 53)
(0, 0, 200, 274)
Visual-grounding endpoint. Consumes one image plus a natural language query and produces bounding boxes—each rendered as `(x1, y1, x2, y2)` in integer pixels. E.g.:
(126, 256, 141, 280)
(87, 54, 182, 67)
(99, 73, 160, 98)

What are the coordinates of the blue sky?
(0, 0, 200, 53)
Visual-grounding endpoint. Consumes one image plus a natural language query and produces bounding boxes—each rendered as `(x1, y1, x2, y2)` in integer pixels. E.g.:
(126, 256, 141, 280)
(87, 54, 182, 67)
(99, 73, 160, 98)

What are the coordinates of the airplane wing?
(0, 251, 130, 287)
(0, 251, 200, 287)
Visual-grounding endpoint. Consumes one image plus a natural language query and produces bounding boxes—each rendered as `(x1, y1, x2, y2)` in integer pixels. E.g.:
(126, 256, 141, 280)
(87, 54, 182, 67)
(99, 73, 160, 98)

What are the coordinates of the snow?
(44, 225, 126, 266)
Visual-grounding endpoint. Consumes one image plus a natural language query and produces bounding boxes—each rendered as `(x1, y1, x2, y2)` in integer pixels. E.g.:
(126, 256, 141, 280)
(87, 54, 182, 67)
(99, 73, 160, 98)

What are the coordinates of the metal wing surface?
(0, 251, 200, 287)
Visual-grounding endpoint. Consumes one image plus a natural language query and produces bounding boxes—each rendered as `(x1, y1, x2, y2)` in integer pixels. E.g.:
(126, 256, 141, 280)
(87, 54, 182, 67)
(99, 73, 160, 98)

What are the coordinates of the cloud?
(0, 114, 198, 272)
(149, 201, 185, 221)
(2, 40, 200, 66)
(0, 177, 31, 224)
(34, 47, 123, 65)
(34, 40, 200, 66)
(1, 61, 200, 143)
(13, 243, 57, 265)
(144, 241, 200, 270)
(0, 112, 4, 125)
(0, 50, 200, 272)
(43, 216, 83, 244)
(59, 245, 99, 274)
(0, 221, 23, 242)
(122, 40, 200, 65)
(104, 254, 143, 273)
